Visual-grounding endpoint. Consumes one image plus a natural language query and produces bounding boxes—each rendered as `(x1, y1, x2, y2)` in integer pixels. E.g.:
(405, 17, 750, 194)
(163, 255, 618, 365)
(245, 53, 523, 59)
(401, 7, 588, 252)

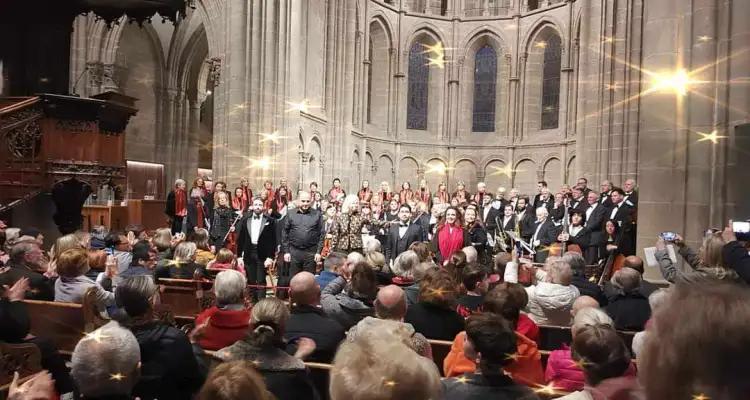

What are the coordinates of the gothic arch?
(521, 18, 566, 54)
(521, 22, 564, 136)
(402, 24, 446, 52)
(368, 17, 393, 130)
(460, 28, 511, 57)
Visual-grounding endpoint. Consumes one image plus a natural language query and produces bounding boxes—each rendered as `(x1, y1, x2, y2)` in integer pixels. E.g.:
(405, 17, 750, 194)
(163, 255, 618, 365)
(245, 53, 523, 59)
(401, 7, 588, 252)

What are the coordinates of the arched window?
(367, 37, 373, 124)
(541, 34, 562, 130)
(407, 41, 429, 130)
(472, 44, 497, 132)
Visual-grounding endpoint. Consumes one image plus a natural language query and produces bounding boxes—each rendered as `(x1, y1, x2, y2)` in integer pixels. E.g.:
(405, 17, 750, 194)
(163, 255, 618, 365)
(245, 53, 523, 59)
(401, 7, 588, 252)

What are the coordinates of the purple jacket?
(545, 346, 585, 392)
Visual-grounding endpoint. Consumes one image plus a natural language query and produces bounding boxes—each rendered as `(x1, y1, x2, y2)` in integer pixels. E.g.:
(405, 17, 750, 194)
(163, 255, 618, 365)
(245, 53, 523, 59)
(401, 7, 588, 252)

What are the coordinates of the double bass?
(549, 203, 583, 257)
(598, 229, 626, 286)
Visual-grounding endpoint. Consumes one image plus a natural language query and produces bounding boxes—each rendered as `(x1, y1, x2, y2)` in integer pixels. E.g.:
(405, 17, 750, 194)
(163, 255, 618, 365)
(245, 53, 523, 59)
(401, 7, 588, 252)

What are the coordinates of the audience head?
(408, 241, 431, 263)
(174, 241, 198, 263)
(345, 252, 366, 272)
(464, 313, 518, 375)
(115, 276, 158, 319)
(152, 228, 173, 252)
(290, 271, 320, 306)
(549, 260, 573, 286)
(562, 252, 587, 277)
(571, 324, 631, 386)
(213, 248, 236, 266)
(131, 241, 156, 268)
(190, 228, 211, 251)
(493, 252, 511, 277)
(71, 322, 140, 398)
(363, 236, 381, 255)
(572, 296, 600, 317)
(419, 269, 457, 307)
(324, 251, 346, 273)
(198, 360, 270, 400)
(462, 263, 489, 295)
(248, 298, 289, 348)
(392, 250, 419, 279)
(331, 324, 440, 400)
(572, 307, 613, 337)
(20, 227, 43, 246)
(349, 262, 378, 301)
(413, 261, 437, 282)
(483, 283, 526, 328)
(622, 256, 645, 275)
(647, 289, 669, 315)
(461, 246, 478, 264)
(611, 267, 641, 294)
(56, 248, 90, 278)
(375, 285, 407, 320)
(640, 283, 750, 399)
(214, 270, 246, 306)
(10, 241, 43, 267)
(699, 231, 727, 268)
(53, 234, 84, 259)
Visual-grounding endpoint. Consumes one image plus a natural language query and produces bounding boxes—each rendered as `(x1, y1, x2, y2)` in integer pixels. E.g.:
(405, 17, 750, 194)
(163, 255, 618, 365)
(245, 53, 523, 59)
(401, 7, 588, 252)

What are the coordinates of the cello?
(597, 226, 626, 286)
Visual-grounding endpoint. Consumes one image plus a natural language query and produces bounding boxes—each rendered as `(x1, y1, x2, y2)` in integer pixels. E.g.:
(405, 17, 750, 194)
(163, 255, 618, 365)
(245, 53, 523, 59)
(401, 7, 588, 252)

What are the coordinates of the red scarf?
(436, 191, 449, 204)
(232, 195, 246, 211)
(175, 189, 187, 216)
(438, 224, 464, 260)
(358, 188, 372, 202)
(379, 190, 392, 202)
(399, 189, 414, 204)
(196, 202, 205, 228)
(418, 189, 431, 204)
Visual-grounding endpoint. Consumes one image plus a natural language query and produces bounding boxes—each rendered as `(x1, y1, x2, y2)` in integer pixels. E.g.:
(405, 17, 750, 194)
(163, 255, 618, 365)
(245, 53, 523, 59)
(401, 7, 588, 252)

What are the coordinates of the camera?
(733, 221, 750, 241)
(659, 231, 678, 242)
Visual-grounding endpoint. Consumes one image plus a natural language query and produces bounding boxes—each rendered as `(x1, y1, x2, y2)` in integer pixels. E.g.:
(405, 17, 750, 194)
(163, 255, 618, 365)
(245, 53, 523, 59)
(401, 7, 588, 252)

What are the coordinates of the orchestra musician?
(479, 193, 500, 233)
(549, 192, 566, 224)
(584, 190, 608, 264)
(556, 210, 590, 255)
(493, 204, 516, 252)
(569, 186, 588, 215)
(607, 188, 636, 256)
(529, 207, 558, 263)
(209, 191, 236, 249)
(515, 197, 535, 242)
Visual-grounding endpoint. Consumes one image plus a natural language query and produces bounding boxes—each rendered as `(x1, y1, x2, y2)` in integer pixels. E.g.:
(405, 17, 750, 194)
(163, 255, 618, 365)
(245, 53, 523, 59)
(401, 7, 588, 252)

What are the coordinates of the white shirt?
(398, 224, 408, 239)
(502, 215, 513, 228)
(250, 214, 263, 244)
(483, 206, 491, 222)
(609, 203, 620, 220)
(532, 220, 545, 244)
(585, 203, 597, 225)
(569, 225, 583, 237)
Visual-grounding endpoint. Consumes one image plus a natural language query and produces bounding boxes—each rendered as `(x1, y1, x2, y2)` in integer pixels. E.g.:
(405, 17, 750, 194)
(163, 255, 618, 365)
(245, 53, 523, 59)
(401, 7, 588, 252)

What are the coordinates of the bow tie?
(253, 215, 262, 220)
(400, 223, 409, 227)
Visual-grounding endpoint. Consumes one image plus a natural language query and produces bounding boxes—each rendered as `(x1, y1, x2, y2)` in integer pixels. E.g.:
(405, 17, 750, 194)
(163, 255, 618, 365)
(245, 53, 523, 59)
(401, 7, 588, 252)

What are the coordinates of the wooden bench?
(427, 339, 453, 376)
(157, 278, 214, 321)
(538, 324, 637, 354)
(0, 342, 42, 394)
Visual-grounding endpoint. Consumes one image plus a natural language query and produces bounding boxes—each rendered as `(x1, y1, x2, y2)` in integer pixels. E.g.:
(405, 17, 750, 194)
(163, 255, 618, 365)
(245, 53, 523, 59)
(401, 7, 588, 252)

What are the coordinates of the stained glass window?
(407, 41, 429, 130)
(472, 45, 497, 132)
(541, 34, 562, 130)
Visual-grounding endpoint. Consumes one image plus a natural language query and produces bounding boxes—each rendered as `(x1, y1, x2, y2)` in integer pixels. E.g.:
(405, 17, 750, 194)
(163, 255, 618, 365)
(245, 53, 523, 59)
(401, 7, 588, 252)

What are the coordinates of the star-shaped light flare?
(695, 130, 727, 144)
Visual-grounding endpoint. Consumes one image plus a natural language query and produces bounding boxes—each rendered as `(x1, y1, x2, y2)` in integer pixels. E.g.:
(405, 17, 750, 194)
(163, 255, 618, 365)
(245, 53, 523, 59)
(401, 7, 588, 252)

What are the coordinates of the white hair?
(340, 194, 360, 214)
(174, 241, 197, 261)
(391, 250, 420, 278)
(214, 269, 247, 305)
(462, 246, 478, 263)
(648, 288, 670, 311)
(71, 321, 140, 397)
(536, 207, 549, 217)
(363, 236, 381, 254)
(346, 251, 366, 267)
(174, 178, 186, 187)
(572, 307, 613, 336)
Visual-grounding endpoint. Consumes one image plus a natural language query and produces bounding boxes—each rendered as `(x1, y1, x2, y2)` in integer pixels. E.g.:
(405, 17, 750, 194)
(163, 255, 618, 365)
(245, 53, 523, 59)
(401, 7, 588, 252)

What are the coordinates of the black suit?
(570, 197, 588, 215)
(237, 213, 277, 299)
(608, 202, 635, 256)
(284, 305, 345, 363)
(624, 191, 638, 208)
(584, 203, 608, 264)
(530, 219, 559, 263)
(385, 222, 424, 264)
(599, 191, 614, 208)
(517, 210, 536, 241)
(480, 206, 500, 233)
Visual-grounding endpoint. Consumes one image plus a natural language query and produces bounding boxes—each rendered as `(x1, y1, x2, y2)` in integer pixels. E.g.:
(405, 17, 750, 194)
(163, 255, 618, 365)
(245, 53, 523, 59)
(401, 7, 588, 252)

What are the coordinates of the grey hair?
(536, 207, 549, 217)
(611, 267, 641, 293)
(391, 250, 420, 278)
(648, 288, 670, 311)
(413, 261, 437, 282)
(562, 252, 587, 273)
(175, 178, 186, 187)
(346, 251, 366, 267)
(115, 275, 158, 317)
(71, 321, 140, 397)
(174, 241, 197, 261)
(10, 241, 37, 264)
(363, 236, 381, 254)
(462, 246, 478, 264)
(550, 260, 573, 286)
(572, 307, 613, 336)
(214, 270, 247, 305)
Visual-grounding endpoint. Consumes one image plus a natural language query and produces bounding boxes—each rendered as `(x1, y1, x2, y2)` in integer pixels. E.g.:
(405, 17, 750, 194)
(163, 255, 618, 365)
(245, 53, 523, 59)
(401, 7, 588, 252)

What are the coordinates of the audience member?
(522, 259, 580, 325)
(405, 269, 464, 340)
(456, 262, 489, 317)
(0, 241, 54, 300)
(562, 252, 606, 306)
(198, 360, 272, 400)
(154, 241, 206, 279)
(557, 324, 640, 399)
(721, 223, 750, 283)
(461, 245, 478, 264)
(54, 248, 114, 309)
(151, 227, 175, 261)
(71, 322, 141, 400)
(404, 261, 437, 306)
(347, 284, 432, 358)
(48, 233, 85, 277)
(656, 233, 741, 284)
(603, 255, 658, 302)
(442, 313, 539, 400)
(631, 288, 669, 358)
(191, 228, 216, 265)
(105, 232, 133, 274)
(218, 298, 318, 400)
(391, 249, 419, 282)
(194, 270, 251, 351)
(206, 248, 246, 275)
(315, 251, 344, 290)
(639, 282, 750, 399)
(330, 322, 441, 400)
(444, 283, 543, 385)
(604, 268, 651, 331)
(115, 276, 206, 399)
(321, 261, 377, 329)
(117, 241, 157, 285)
(286, 271, 345, 363)
(571, 296, 600, 317)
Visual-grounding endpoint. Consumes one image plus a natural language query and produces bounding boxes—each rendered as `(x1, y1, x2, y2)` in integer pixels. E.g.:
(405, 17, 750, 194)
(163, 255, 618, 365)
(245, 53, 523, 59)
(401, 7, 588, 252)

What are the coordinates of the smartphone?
(659, 232, 678, 242)
(733, 221, 750, 241)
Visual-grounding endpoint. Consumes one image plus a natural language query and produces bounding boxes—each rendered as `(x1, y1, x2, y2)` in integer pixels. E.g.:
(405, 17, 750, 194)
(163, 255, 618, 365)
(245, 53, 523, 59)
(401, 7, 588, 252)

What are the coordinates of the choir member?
(417, 179, 431, 207)
(378, 181, 393, 203)
(453, 181, 470, 205)
(165, 179, 188, 234)
(435, 182, 450, 205)
(327, 178, 346, 204)
(529, 207, 558, 263)
(431, 206, 470, 263)
(358, 180, 373, 203)
(399, 182, 415, 204)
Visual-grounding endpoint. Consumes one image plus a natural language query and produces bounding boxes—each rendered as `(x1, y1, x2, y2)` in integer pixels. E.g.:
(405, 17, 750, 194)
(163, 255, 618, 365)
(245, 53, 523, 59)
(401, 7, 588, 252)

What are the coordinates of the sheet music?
(644, 245, 677, 268)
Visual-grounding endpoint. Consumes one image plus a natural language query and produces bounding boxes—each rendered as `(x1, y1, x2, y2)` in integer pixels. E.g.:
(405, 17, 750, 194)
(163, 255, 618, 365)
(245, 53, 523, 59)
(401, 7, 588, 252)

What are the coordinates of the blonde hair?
(699, 232, 726, 268)
(53, 234, 84, 260)
(191, 228, 211, 251)
(214, 248, 236, 264)
(151, 228, 173, 252)
(57, 248, 90, 278)
(331, 324, 441, 400)
(340, 194, 360, 214)
(174, 242, 197, 262)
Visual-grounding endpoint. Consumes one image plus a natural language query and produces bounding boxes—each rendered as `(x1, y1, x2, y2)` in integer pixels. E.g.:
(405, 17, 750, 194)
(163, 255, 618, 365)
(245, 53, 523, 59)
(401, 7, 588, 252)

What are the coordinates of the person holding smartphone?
(655, 228, 742, 284)
(722, 220, 750, 284)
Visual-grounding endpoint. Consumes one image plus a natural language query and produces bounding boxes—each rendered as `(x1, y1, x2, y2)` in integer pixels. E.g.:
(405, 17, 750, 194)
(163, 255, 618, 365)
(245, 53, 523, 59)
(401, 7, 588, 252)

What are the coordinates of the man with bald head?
(603, 255, 658, 302)
(280, 191, 325, 293)
(622, 178, 638, 208)
(599, 180, 614, 207)
(571, 295, 600, 317)
(345, 285, 432, 358)
(284, 271, 345, 363)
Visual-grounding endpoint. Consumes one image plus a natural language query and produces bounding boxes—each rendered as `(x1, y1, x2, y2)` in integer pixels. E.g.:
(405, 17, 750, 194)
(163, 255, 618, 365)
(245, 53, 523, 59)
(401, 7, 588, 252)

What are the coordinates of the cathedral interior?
(0, 0, 748, 279)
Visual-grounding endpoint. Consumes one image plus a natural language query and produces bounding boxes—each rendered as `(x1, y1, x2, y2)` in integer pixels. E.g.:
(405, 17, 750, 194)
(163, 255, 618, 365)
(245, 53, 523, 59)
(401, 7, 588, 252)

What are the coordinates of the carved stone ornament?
(206, 57, 222, 87)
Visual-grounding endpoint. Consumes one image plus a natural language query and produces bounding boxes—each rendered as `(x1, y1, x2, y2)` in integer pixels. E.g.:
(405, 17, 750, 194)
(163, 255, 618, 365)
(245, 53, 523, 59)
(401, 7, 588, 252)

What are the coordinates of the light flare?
(695, 130, 727, 144)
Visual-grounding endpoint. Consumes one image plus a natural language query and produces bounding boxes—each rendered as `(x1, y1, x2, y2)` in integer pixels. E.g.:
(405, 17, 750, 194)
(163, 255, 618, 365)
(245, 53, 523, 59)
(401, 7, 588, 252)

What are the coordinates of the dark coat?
(430, 226, 471, 263)
(605, 292, 651, 331)
(442, 373, 539, 400)
(480, 206, 501, 232)
(154, 261, 206, 280)
(130, 321, 206, 400)
(723, 241, 750, 284)
(165, 189, 188, 219)
(0, 262, 54, 301)
(236, 213, 278, 261)
(285, 304, 345, 363)
(385, 222, 424, 264)
(404, 302, 465, 341)
(571, 274, 607, 306)
(209, 206, 236, 246)
(584, 203, 609, 246)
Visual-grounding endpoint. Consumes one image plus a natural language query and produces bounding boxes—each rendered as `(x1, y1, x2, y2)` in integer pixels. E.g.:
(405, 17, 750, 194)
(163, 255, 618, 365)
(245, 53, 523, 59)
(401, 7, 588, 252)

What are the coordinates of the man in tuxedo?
(622, 178, 638, 208)
(534, 186, 554, 211)
(530, 207, 559, 263)
(584, 190, 608, 264)
(599, 180, 614, 207)
(237, 198, 278, 300)
(532, 181, 547, 209)
(385, 204, 424, 265)
(608, 188, 635, 256)
(576, 177, 591, 197)
(516, 197, 535, 242)
(480, 193, 500, 232)
(569, 187, 588, 215)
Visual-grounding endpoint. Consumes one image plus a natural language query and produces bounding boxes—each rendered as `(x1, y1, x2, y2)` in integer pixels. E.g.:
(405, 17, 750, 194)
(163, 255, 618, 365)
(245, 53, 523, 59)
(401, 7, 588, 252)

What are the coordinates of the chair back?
(157, 278, 214, 319)
(22, 300, 86, 353)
